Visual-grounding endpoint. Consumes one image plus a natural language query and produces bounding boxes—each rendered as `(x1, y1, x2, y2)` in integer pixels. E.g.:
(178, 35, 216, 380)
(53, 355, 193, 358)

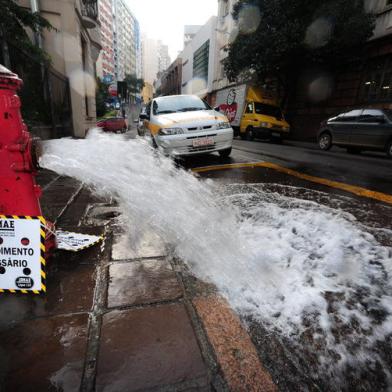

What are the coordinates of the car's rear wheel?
(386, 141, 392, 159)
(240, 132, 247, 140)
(319, 132, 332, 151)
(219, 148, 232, 158)
(246, 127, 254, 141)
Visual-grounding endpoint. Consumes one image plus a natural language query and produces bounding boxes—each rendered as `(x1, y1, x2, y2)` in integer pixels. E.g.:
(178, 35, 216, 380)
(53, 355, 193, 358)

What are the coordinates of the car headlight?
(216, 122, 231, 129)
(158, 127, 184, 135)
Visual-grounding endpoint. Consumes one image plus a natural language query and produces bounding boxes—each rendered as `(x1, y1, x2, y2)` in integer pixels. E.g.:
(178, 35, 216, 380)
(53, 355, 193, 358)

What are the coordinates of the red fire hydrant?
(0, 65, 56, 253)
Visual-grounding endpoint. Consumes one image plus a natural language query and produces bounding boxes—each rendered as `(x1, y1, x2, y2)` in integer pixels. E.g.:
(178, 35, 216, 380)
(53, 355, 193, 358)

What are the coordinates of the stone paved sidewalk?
(0, 170, 276, 392)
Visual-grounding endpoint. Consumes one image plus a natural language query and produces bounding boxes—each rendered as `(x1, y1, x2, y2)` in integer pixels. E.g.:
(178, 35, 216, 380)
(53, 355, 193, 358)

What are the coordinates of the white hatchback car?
(140, 95, 234, 157)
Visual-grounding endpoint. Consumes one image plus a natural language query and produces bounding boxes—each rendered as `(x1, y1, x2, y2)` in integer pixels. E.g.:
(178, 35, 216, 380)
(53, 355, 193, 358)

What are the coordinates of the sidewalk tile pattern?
(108, 259, 182, 308)
(96, 304, 208, 391)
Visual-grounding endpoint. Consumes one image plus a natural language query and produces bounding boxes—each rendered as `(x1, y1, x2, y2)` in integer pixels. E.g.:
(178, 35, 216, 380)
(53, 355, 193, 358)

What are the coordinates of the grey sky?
(126, 0, 218, 59)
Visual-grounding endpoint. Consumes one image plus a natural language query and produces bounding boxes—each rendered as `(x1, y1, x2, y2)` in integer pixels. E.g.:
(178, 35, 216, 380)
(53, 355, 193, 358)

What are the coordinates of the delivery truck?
(215, 84, 290, 142)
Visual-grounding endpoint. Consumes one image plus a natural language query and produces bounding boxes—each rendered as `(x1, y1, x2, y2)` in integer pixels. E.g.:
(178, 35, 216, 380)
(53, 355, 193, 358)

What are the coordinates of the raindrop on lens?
(238, 5, 261, 35)
(305, 17, 334, 49)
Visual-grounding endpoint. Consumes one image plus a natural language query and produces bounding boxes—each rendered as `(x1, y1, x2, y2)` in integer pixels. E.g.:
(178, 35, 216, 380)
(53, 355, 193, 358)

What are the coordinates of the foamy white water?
(40, 130, 392, 386)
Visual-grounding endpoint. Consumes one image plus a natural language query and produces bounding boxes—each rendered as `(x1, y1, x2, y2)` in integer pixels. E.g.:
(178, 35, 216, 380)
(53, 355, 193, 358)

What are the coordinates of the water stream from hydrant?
(40, 130, 392, 388)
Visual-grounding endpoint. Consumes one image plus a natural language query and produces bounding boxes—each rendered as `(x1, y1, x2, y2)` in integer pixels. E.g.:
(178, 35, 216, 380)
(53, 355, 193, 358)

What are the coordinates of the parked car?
(97, 117, 127, 133)
(140, 94, 233, 157)
(318, 108, 392, 158)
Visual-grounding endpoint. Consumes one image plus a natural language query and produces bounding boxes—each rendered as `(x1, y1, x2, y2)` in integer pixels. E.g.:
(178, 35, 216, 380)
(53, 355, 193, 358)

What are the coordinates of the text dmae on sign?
(0, 216, 45, 293)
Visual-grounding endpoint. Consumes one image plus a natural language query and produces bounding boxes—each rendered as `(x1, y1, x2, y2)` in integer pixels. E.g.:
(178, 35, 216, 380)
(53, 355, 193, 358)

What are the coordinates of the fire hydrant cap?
(0, 64, 23, 90)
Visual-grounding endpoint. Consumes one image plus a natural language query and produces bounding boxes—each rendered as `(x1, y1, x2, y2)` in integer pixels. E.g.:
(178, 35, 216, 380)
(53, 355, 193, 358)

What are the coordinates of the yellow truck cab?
(215, 85, 290, 142)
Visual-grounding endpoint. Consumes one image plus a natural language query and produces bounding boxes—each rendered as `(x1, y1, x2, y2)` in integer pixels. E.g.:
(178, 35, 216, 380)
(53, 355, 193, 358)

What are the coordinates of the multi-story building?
(158, 42, 171, 75)
(135, 19, 142, 80)
(96, 0, 115, 82)
(213, 0, 236, 93)
(142, 35, 158, 86)
(17, 0, 102, 138)
(184, 25, 202, 47)
(181, 16, 218, 101)
(113, 0, 137, 81)
(142, 36, 171, 88)
(161, 58, 183, 96)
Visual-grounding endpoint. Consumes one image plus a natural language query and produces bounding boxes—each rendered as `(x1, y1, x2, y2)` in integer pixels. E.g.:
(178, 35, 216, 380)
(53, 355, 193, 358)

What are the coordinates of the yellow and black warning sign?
(0, 215, 46, 294)
(56, 230, 103, 252)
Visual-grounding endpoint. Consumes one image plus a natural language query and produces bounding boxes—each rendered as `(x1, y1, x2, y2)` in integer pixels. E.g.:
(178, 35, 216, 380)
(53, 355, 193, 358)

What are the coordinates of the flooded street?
(37, 131, 392, 391)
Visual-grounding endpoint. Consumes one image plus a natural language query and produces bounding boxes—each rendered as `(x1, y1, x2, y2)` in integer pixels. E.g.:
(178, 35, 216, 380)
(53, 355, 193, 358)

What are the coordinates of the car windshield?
(254, 103, 283, 120)
(152, 96, 210, 115)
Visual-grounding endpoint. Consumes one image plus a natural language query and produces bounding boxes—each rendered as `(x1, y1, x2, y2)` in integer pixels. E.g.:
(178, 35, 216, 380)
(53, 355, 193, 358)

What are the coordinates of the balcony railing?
(81, 0, 98, 28)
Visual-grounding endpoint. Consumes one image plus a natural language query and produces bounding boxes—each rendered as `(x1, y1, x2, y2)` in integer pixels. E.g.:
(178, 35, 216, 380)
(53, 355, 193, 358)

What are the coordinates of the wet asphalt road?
(128, 129, 392, 195)
(182, 137, 392, 194)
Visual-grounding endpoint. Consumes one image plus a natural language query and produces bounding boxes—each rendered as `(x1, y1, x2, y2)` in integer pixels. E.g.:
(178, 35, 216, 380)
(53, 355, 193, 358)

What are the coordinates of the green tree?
(96, 78, 111, 118)
(0, 0, 52, 68)
(224, 0, 375, 100)
(124, 73, 144, 95)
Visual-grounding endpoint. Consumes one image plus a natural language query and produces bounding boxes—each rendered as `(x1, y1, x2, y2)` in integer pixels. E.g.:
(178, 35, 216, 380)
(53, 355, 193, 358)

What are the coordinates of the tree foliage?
(124, 73, 144, 94)
(0, 0, 53, 67)
(95, 78, 111, 118)
(224, 0, 376, 87)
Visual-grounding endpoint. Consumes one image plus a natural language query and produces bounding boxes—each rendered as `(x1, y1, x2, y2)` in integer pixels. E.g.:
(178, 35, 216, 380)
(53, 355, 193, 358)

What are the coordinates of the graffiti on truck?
(218, 89, 238, 123)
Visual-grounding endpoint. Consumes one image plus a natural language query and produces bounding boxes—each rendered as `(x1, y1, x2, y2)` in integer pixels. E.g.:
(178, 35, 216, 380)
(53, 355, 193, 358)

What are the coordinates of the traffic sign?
(103, 74, 114, 84)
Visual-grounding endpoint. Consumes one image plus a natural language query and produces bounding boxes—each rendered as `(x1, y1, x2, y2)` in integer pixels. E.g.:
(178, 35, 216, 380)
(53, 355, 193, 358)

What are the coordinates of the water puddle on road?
(40, 130, 392, 390)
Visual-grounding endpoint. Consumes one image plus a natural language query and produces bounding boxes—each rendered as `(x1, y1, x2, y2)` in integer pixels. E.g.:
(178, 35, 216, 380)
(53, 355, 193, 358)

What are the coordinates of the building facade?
(113, 0, 137, 81)
(161, 58, 183, 96)
(213, 0, 237, 94)
(158, 42, 171, 75)
(181, 16, 218, 100)
(135, 19, 142, 80)
(142, 35, 159, 86)
(142, 36, 171, 88)
(96, 0, 115, 81)
(184, 25, 201, 47)
(18, 0, 102, 138)
(287, 0, 392, 140)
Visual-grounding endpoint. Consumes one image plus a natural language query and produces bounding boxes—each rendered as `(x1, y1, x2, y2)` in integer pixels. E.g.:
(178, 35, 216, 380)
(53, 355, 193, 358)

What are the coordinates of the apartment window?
(193, 40, 210, 81)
